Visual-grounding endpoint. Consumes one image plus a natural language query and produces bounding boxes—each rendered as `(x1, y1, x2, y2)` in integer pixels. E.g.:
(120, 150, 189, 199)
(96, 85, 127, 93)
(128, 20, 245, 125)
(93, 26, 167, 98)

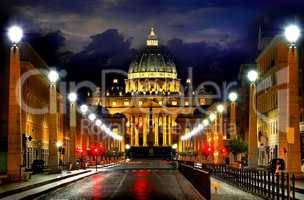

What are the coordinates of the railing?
(179, 161, 297, 200)
(178, 161, 211, 200)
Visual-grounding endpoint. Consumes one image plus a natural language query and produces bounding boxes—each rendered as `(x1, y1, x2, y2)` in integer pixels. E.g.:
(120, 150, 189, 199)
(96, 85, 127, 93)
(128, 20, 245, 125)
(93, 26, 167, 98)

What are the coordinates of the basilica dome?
(125, 27, 180, 95)
(128, 47, 177, 79)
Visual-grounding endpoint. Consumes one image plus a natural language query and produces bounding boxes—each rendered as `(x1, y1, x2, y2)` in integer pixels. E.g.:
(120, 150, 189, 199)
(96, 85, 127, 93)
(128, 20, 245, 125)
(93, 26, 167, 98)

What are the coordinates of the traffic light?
(202, 145, 213, 156)
(90, 145, 102, 156)
(221, 147, 228, 155)
(76, 147, 84, 154)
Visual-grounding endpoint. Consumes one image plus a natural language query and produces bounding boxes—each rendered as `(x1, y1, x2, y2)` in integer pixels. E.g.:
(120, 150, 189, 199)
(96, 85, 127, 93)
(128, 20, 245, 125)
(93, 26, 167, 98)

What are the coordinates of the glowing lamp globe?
(203, 119, 209, 126)
(95, 119, 102, 127)
(125, 144, 131, 150)
(216, 104, 224, 113)
(56, 141, 62, 148)
(284, 24, 301, 43)
(209, 113, 216, 122)
(228, 92, 238, 102)
(8, 25, 23, 43)
(68, 92, 77, 102)
(172, 143, 177, 149)
(48, 70, 59, 84)
(80, 104, 88, 114)
(88, 113, 96, 121)
(247, 70, 258, 83)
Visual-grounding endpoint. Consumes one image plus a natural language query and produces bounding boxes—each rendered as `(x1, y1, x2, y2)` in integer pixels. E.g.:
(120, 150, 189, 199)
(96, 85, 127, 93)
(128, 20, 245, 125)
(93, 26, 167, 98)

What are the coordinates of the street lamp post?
(48, 70, 60, 171)
(228, 92, 238, 137)
(284, 24, 301, 173)
(68, 92, 77, 170)
(56, 141, 63, 167)
(7, 25, 23, 179)
(247, 70, 258, 168)
(216, 104, 225, 163)
(79, 104, 89, 151)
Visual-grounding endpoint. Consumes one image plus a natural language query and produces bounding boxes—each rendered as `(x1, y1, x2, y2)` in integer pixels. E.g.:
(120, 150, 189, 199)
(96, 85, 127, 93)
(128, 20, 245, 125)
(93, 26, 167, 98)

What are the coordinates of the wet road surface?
(35, 159, 204, 200)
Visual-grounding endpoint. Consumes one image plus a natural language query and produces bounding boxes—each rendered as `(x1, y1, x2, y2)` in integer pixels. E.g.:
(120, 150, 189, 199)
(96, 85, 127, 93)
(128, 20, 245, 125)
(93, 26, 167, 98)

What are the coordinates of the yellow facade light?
(124, 100, 129, 106)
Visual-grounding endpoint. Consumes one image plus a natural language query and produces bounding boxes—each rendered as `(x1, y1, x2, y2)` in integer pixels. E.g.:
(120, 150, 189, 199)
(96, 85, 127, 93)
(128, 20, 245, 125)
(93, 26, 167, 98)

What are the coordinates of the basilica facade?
(89, 28, 211, 155)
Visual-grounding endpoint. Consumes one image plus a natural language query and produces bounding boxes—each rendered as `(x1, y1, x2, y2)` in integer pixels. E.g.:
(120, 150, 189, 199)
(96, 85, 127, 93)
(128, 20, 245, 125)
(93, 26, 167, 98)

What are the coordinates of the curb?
(0, 161, 124, 200)
(0, 170, 91, 199)
(21, 171, 97, 200)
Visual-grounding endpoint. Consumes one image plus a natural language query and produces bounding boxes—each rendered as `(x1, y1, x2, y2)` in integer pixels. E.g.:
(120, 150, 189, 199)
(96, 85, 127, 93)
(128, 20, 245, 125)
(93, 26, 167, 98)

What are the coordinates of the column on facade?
(143, 114, 148, 146)
(113, 128, 118, 150)
(135, 115, 139, 146)
(162, 114, 167, 146)
(185, 128, 190, 152)
(130, 115, 134, 146)
(120, 124, 125, 152)
(168, 115, 172, 145)
(178, 135, 183, 152)
(154, 113, 159, 146)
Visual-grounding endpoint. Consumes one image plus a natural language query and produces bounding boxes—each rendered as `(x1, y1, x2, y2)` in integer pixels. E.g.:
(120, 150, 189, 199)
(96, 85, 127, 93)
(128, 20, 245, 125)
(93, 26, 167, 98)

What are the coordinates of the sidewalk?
(0, 161, 124, 200)
(211, 177, 263, 200)
(0, 169, 90, 198)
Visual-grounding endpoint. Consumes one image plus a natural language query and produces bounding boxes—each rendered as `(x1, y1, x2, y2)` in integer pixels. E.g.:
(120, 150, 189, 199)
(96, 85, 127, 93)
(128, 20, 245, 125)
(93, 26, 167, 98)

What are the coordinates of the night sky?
(1, 0, 304, 86)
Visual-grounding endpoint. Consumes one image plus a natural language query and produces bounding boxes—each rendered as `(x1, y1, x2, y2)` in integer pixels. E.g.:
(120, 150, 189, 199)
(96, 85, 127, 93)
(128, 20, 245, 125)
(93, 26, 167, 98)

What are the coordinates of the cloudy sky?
(1, 0, 304, 84)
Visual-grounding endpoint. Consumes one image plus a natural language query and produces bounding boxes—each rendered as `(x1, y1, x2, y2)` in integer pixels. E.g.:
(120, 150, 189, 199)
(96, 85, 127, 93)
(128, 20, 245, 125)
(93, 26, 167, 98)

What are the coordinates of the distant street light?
(228, 92, 238, 102)
(203, 119, 209, 126)
(56, 141, 62, 148)
(48, 70, 59, 84)
(284, 24, 301, 44)
(80, 104, 88, 114)
(68, 92, 77, 102)
(8, 25, 23, 44)
(95, 119, 102, 127)
(125, 144, 131, 150)
(247, 70, 258, 83)
(209, 113, 216, 122)
(216, 104, 224, 113)
(88, 113, 96, 121)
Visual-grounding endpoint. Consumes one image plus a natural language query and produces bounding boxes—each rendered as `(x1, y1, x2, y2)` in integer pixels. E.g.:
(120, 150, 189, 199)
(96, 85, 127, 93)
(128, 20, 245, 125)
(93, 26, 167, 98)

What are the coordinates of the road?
(35, 159, 204, 200)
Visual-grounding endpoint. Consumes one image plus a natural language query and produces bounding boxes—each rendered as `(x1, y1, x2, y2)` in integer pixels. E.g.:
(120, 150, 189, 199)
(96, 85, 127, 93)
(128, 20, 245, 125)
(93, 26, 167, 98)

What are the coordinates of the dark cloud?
(167, 38, 252, 84)
(64, 29, 136, 83)
(3, 0, 304, 86)
(26, 31, 66, 65)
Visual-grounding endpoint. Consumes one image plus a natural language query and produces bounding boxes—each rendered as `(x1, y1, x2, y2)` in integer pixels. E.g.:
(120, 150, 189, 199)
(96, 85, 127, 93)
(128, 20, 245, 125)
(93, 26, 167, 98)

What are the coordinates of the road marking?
(109, 172, 127, 199)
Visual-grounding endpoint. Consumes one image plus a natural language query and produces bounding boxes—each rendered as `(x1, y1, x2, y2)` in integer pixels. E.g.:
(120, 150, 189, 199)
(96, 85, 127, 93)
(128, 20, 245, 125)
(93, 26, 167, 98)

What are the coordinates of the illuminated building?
(0, 43, 66, 178)
(89, 27, 211, 156)
(255, 35, 303, 172)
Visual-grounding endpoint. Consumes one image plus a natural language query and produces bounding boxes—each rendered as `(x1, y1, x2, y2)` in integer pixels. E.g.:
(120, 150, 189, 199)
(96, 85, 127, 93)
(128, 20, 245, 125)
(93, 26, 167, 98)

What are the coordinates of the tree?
(225, 137, 248, 161)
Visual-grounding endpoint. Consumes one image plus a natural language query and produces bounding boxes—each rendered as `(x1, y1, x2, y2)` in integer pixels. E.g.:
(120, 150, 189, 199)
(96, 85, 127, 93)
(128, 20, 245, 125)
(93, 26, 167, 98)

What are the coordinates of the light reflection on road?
(35, 159, 203, 200)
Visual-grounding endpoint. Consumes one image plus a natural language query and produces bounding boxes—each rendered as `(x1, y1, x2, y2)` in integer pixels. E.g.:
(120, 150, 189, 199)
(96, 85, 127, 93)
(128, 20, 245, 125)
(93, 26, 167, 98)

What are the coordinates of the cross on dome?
(146, 26, 159, 46)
